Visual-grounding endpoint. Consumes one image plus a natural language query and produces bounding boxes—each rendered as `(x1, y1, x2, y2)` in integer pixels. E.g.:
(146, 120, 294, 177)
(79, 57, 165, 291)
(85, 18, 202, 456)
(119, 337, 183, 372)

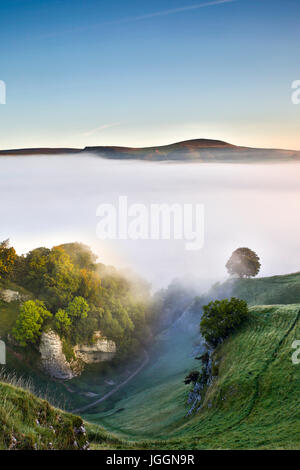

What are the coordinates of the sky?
(0, 0, 300, 150)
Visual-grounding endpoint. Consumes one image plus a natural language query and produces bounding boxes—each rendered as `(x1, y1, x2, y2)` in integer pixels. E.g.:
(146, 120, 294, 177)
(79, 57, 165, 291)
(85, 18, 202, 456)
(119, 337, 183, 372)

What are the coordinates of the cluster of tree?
(5, 242, 152, 355)
(200, 297, 249, 347)
(12, 296, 90, 347)
(1, 241, 260, 357)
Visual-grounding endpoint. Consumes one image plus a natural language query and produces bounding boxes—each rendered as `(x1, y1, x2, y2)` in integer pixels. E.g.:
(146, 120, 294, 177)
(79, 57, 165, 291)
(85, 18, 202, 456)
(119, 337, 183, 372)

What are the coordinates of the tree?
(19, 246, 80, 310)
(66, 296, 90, 319)
(57, 243, 97, 271)
(200, 297, 249, 347)
(0, 239, 16, 279)
(226, 247, 261, 278)
(55, 309, 72, 334)
(13, 300, 52, 347)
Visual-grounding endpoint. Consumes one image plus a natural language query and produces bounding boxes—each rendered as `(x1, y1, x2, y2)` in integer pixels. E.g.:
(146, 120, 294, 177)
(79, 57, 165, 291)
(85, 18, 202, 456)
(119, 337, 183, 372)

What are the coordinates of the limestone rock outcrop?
(74, 331, 116, 364)
(39, 330, 116, 380)
(39, 330, 77, 380)
(0, 289, 21, 303)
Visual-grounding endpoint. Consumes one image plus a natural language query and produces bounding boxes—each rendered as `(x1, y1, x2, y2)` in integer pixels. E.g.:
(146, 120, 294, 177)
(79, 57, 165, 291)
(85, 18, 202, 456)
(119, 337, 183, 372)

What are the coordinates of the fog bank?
(0, 154, 299, 288)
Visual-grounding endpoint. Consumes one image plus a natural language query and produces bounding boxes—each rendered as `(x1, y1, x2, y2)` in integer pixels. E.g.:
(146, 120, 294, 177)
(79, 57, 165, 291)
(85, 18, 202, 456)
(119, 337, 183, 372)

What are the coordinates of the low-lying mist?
(1, 153, 300, 289)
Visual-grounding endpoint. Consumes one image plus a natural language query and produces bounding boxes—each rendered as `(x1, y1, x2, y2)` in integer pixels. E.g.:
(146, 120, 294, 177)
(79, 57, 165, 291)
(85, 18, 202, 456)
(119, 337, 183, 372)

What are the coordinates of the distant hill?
(1, 138, 300, 163)
(0, 147, 81, 156)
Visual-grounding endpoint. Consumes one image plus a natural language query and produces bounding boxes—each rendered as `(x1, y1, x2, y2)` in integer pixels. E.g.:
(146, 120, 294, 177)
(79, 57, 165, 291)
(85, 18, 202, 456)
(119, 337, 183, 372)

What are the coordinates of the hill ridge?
(1, 138, 300, 163)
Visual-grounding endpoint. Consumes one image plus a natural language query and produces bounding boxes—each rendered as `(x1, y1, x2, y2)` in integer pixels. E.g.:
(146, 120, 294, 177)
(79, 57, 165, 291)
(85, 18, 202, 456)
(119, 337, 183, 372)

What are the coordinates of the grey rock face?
(39, 330, 76, 380)
(39, 330, 117, 379)
(0, 289, 21, 303)
(74, 331, 116, 364)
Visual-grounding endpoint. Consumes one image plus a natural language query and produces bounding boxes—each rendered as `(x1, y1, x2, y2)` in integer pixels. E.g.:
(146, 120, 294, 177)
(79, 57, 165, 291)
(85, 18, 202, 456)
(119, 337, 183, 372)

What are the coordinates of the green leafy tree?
(0, 239, 17, 279)
(18, 246, 80, 310)
(66, 296, 90, 319)
(55, 309, 72, 334)
(44, 247, 80, 309)
(57, 243, 97, 271)
(226, 247, 261, 278)
(77, 268, 102, 304)
(200, 297, 249, 347)
(13, 300, 52, 347)
(9, 241, 150, 353)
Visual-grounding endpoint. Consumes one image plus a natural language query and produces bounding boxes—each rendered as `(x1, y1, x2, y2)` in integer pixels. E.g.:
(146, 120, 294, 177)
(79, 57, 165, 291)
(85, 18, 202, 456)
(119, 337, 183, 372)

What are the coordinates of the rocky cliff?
(0, 289, 21, 303)
(74, 331, 116, 364)
(39, 330, 117, 380)
(39, 330, 77, 380)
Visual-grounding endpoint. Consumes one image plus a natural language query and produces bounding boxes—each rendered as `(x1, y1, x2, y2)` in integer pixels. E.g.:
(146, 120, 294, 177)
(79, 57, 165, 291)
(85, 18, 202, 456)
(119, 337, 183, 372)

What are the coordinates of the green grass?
(1, 273, 300, 449)
(160, 304, 300, 449)
(230, 272, 300, 305)
(88, 304, 300, 449)
(0, 300, 19, 337)
(0, 378, 88, 450)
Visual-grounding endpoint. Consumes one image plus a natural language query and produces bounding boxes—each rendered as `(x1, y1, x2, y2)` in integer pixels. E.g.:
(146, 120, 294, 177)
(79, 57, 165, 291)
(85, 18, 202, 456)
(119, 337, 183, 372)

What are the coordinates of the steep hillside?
(210, 272, 300, 306)
(1, 272, 300, 449)
(0, 378, 90, 450)
(89, 304, 300, 450)
(1, 302, 298, 450)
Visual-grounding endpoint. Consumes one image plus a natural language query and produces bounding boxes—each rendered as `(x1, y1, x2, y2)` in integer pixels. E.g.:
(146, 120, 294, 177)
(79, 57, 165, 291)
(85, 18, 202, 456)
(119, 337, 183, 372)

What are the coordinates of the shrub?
(55, 309, 72, 334)
(12, 300, 52, 347)
(200, 297, 249, 347)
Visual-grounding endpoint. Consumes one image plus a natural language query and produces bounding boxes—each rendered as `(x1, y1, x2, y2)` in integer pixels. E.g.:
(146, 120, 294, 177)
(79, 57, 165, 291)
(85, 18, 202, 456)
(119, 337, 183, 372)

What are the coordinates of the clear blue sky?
(0, 0, 300, 149)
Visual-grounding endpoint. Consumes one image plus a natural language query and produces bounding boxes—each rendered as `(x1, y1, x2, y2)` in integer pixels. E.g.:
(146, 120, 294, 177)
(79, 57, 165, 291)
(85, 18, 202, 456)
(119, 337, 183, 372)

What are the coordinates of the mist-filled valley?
(1, 154, 300, 289)
(0, 154, 300, 449)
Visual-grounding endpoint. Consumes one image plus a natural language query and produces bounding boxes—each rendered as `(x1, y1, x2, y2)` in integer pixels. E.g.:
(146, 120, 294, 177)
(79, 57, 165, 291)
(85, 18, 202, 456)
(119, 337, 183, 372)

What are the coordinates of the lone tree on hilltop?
(226, 247, 261, 278)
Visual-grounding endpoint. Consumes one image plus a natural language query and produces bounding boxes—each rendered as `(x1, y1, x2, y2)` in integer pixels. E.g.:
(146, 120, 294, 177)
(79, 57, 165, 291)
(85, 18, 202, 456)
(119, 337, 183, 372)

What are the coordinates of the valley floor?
(87, 304, 300, 450)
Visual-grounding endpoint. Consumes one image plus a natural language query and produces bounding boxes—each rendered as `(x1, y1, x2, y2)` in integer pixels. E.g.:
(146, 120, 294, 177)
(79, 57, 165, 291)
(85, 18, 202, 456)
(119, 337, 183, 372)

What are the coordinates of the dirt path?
(71, 349, 149, 414)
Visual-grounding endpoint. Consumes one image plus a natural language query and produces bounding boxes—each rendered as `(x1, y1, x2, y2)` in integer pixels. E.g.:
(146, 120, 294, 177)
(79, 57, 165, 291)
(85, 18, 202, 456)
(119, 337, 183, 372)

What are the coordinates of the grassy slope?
(231, 272, 300, 306)
(89, 304, 300, 449)
(0, 377, 138, 450)
(1, 273, 300, 449)
(87, 273, 300, 449)
(0, 379, 87, 450)
(162, 304, 300, 449)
